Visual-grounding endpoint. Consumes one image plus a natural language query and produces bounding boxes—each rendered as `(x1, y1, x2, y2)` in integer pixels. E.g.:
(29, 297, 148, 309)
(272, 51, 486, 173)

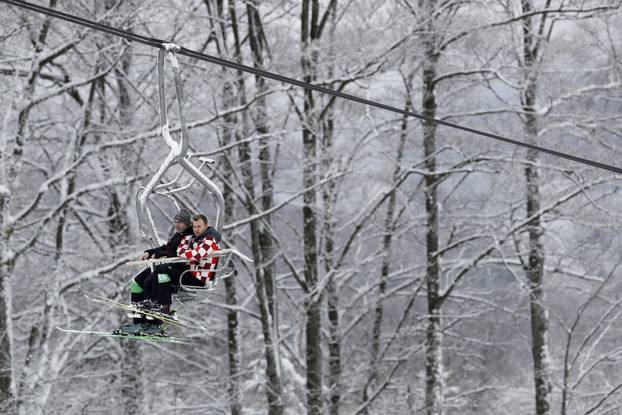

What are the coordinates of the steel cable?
(3, 0, 621, 174)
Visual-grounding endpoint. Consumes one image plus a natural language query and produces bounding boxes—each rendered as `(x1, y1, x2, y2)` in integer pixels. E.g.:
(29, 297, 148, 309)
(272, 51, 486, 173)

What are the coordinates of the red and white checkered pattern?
(177, 234, 220, 282)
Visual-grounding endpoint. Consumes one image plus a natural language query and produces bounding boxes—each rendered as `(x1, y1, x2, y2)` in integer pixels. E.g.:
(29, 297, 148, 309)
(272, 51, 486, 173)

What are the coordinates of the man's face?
(192, 219, 207, 236)
(174, 220, 187, 233)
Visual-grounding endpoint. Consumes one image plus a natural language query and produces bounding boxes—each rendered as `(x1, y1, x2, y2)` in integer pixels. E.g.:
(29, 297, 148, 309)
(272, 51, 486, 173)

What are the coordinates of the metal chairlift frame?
(135, 44, 251, 293)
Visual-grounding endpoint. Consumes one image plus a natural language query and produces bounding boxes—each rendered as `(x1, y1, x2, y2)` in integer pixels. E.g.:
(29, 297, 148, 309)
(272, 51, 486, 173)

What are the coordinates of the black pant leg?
(169, 263, 190, 285)
(131, 268, 151, 303)
(143, 272, 159, 302)
(152, 264, 183, 306)
(134, 268, 151, 286)
(180, 272, 206, 287)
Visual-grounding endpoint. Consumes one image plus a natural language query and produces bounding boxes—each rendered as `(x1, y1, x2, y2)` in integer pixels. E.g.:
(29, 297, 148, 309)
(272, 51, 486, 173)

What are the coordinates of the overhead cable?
(2, 0, 621, 174)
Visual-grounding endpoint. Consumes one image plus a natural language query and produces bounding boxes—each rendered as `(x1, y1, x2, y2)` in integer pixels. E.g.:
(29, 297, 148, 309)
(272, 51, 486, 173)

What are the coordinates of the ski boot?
(140, 322, 167, 337)
(114, 323, 144, 336)
(143, 302, 178, 321)
(124, 300, 166, 318)
(126, 301, 147, 319)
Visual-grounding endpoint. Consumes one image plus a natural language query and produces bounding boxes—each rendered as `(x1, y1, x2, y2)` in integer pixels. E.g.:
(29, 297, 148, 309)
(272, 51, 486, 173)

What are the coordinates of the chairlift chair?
(135, 44, 253, 301)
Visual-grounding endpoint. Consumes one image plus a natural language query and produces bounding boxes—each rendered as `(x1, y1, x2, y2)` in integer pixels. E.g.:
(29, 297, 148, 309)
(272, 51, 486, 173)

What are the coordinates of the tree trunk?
(319, 3, 340, 414)
(221, 69, 243, 415)
(0, 193, 15, 411)
(301, 1, 323, 413)
(422, 4, 443, 413)
(323, 105, 341, 415)
(221, 86, 242, 415)
(106, 36, 145, 413)
(228, 1, 284, 413)
(520, 1, 552, 413)
(205, 1, 244, 413)
(218, 23, 242, 415)
(321, 73, 340, 415)
(362, 65, 414, 413)
(246, 0, 280, 360)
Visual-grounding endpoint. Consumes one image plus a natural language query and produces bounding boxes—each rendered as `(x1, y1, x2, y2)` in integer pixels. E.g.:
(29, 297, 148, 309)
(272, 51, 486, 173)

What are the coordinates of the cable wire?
(3, 0, 621, 174)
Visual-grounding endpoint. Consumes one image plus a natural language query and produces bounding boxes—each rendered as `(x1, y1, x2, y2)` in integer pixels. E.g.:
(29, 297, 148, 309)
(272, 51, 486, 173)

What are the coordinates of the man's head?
(174, 208, 192, 232)
(192, 214, 209, 236)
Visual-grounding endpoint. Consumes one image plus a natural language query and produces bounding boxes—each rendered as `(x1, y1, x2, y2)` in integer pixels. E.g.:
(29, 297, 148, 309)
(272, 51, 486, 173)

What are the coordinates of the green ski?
(56, 327, 192, 344)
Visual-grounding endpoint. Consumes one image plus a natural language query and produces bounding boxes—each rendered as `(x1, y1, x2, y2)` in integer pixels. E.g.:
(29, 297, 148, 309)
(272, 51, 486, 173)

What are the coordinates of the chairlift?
(135, 44, 253, 298)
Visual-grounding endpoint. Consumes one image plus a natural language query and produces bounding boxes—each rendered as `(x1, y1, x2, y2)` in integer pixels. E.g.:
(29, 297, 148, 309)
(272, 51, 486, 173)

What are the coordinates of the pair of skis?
(56, 327, 192, 345)
(59, 249, 253, 344)
(57, 288, 206, 344)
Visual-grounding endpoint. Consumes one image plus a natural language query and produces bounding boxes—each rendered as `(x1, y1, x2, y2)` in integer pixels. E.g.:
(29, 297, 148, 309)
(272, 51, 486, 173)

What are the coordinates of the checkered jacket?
(177, 233, 221, 281)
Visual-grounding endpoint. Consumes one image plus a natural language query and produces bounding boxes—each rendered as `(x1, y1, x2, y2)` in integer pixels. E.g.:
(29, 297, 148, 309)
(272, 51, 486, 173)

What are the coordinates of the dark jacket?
(192, 226, 222, 245)
(145, 227, 194, 258)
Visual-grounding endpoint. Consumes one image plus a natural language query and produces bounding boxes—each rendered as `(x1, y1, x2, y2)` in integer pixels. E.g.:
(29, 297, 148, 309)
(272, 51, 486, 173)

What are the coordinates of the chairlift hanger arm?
(138, 48, 188, 206)
(178, 157, 225, 229)
(154, 167, 185, 191)
(147, 46, 226, 229)
(154, 158, 211, 196)
(134, 46, 192, 246)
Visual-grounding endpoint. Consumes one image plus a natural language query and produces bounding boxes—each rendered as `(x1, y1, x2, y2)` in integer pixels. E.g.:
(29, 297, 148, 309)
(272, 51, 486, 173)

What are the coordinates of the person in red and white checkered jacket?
(177, 214, 221, 283)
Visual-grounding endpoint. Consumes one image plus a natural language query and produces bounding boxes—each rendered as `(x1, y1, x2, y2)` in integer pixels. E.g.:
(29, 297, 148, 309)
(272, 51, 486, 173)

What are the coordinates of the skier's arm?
(151, 246, 170, 258)
(142, 244, 166, 259)
(176, 235, 191, 257)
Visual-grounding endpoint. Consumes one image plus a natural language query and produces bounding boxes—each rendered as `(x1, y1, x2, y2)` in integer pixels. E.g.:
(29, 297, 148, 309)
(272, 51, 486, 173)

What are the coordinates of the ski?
(79, 288, 207, 332)
(56, 327, 192, 344)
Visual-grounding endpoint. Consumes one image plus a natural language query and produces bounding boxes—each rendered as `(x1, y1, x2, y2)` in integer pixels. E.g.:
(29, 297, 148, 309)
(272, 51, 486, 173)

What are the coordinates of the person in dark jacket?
(121, 209, 194, 334)
(139, 208, 194, 260)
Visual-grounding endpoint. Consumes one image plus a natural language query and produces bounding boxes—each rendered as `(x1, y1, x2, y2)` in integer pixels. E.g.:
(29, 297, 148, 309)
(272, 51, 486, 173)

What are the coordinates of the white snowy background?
(1, 1, 622, 414)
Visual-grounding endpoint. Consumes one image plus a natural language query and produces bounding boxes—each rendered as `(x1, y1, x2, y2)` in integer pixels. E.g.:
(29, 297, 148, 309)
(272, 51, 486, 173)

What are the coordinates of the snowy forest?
(2, 0, 622, 414)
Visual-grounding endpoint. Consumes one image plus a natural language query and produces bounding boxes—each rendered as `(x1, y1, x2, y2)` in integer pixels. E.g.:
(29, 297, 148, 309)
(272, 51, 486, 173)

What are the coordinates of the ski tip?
(57, 326, 193, 344)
